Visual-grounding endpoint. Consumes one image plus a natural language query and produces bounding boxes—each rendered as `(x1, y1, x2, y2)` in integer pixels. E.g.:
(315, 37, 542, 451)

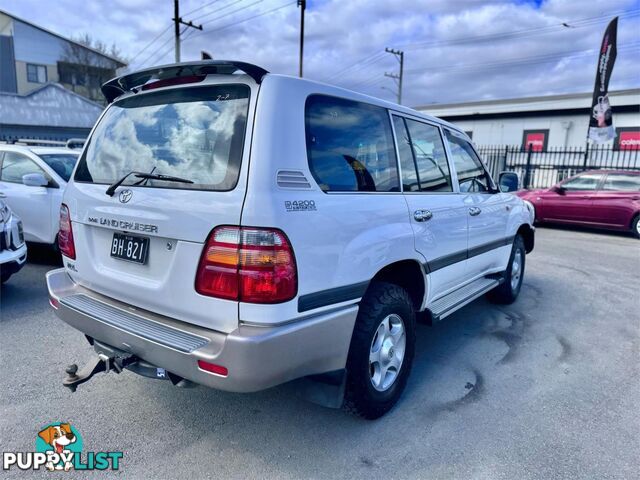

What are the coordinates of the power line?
(190, 0, 255, 24)
(405, 43, 640, 75)
(128, 25, 172, 64)
(183, 1, 295, 43)
(401, 10, 639, 50)
(181, 0, 224, 17)
(322, 52, 387, 82)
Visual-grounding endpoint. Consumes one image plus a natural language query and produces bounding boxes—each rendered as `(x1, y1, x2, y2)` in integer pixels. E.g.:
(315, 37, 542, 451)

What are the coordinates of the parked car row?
(0, 197, 27, 284)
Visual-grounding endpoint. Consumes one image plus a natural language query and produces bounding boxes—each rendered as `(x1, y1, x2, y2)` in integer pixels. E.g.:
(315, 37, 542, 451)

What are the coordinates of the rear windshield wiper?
(105, 171, 194, 196)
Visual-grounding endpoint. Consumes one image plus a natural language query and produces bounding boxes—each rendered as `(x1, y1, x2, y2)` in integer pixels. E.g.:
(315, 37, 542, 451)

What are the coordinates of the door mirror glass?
(498, 171, 519, 192)
(22, 172, 48, 187)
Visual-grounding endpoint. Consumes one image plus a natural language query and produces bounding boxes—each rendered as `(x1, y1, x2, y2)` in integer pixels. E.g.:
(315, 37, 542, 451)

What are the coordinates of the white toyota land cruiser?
(47, 61, 534, 419)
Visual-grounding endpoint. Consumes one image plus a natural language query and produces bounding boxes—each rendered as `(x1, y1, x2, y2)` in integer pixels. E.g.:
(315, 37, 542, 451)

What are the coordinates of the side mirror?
(498, 171, 519, 193)
(552, 185, 566, 195)
(22, 172, 49, 187)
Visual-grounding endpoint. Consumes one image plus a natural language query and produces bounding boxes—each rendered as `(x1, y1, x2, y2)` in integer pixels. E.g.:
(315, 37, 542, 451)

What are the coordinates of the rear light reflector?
(195, 226, 297, 303)
(58, 204, 76, 259)
(49, 297, 60, 309)
(197, 360, 228, 377)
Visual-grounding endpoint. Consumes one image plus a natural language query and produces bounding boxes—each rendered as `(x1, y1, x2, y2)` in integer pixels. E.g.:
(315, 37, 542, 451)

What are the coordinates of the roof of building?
(0, 9, 126, 67)
(415, 88, 640, 118)
(0, 83, 103, 128)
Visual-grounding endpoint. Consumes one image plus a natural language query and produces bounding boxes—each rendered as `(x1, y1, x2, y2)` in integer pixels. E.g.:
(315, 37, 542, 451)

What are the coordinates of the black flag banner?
(588, 17, 618, 143)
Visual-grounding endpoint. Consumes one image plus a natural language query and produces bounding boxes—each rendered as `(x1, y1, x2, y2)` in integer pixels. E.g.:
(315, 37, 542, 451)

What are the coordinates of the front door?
(0, 151, 53, 243)
(542, 172, 603, 224)
(392, 115, 468, 301)
(443, 129, 511, 277)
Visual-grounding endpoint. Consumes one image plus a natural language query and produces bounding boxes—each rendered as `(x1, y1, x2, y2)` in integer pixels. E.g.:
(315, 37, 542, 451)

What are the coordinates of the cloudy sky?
(2, 0, 639, 106)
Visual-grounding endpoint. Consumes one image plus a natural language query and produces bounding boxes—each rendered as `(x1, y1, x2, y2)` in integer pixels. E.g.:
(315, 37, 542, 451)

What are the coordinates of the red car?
(516, 170, 640, 238)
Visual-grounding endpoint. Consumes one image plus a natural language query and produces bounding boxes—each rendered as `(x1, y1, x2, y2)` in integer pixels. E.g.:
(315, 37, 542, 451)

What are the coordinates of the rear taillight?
(195, 226, 297, 303)
(58, 204, 76, 259)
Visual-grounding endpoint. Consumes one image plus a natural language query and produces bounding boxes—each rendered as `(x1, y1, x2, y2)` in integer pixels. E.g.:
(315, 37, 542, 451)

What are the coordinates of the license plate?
(110, 233, 149, 264)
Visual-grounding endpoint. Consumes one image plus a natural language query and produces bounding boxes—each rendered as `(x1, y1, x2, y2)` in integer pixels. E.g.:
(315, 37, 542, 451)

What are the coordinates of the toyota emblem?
(118, 189, 133, 203)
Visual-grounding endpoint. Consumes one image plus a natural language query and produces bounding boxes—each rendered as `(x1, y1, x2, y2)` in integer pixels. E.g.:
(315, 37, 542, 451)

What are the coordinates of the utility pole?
(384, 47, 404, 104)
(298, 0, 306, 77)
(173, 0, 203, 63)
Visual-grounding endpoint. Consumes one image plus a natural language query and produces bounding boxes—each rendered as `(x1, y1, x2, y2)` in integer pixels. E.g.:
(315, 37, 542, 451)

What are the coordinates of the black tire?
(343, 282, 416, 419)
(631, 215, 640, 239)
(487, 235, 526, 304)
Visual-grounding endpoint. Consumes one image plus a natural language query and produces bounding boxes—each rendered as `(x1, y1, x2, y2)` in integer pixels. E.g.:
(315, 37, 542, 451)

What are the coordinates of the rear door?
(64, 81, 256, 333)
(591, 172, 640, 227)
(392, 115, 468, 299)
(543, 172, 603, 223)
(443, 129, 511, 277)
(0, 150, 54, 243)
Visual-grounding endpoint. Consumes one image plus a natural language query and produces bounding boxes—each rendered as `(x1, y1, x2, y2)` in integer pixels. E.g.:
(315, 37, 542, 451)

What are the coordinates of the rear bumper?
(46, 268, 358, 392)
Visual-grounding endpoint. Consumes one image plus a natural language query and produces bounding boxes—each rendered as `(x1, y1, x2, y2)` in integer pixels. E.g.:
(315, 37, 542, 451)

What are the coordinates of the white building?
(416, 89, 640, 149)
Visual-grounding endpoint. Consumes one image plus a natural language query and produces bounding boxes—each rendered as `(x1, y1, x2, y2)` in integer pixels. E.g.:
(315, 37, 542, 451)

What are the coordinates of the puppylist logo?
(2, 423, 123, 472)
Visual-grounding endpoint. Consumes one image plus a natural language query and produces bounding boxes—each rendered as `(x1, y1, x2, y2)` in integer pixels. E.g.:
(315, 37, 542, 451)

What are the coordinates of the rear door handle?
(413, 209, 432, 222)
(469, 207, 482, 216)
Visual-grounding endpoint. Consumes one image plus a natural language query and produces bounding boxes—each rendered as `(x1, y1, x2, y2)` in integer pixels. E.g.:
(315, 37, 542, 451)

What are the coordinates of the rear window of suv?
(305, 95, 399, 192)
(74, 84, 250, 191)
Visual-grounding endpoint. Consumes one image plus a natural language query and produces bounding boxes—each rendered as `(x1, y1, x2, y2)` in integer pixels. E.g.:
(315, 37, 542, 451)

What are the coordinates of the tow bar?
(63, 353, 138, 392)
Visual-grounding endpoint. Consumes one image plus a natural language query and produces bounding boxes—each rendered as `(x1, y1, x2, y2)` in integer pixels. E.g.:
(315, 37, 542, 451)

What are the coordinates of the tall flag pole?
(588, 17, 618, 144)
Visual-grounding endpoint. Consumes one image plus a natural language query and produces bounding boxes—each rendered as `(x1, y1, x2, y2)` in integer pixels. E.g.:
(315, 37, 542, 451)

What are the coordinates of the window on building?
(394, 116, 452, 193)
(0, 152, 46, 183)
(445, 129, 491, 193)
(305, 95, 399, 192)
(26, 63, 47, 83)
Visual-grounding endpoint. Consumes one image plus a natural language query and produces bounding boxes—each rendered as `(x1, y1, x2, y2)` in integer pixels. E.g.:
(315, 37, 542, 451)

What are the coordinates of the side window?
(405, 119, 452, 192)
(602, 174, 640, 192)
(562, 174, 601, 191)
(392, 116, 420, 192)
(0, 152, 45, 184)
(445, 129, 491, 193)
(305, 95, 399, 192)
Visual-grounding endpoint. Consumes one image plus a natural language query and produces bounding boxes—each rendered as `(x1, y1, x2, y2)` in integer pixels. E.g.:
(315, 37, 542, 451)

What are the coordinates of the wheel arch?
(517, 223, 535, 253)
(367, 259, 426, 312)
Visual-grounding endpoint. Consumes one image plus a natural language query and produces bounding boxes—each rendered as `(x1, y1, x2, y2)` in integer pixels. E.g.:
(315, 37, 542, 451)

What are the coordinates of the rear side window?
(305, 95, 399, 192)
(602, 173, 640, 191)
(445, 129, 491, 193)
(74, 84, 250, 191)
(39, 154, 78, 182)
(397, 117, 452, 193)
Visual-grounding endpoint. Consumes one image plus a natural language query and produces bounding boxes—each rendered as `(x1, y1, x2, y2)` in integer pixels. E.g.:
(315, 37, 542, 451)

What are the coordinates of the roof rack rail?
(17, 139, 67, 147)
(101, 60, 269, 103)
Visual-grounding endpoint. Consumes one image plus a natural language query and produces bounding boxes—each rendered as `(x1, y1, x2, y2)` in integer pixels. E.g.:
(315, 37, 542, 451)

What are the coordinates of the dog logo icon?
(36, 423, 81, 472)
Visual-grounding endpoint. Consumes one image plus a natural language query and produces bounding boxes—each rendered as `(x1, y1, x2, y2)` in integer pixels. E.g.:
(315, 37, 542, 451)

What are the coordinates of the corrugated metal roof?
(0, 83, 103, 128)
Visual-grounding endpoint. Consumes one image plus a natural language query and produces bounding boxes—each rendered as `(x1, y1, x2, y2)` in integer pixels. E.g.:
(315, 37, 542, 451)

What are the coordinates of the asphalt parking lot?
(1, 227, 638, 479)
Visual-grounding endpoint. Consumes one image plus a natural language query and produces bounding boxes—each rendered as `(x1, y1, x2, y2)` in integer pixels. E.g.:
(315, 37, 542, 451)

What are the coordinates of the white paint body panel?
(58, 72, 533, 336)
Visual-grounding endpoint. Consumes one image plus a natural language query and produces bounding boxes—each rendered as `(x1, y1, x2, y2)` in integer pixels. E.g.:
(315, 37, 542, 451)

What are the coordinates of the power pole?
(298, 0, 306, 77)
(384, 47, 404, 104)
(173, 0, 203, 63)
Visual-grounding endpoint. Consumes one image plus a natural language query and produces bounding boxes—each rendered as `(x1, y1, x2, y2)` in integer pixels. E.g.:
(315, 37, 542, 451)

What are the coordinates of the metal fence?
(477, 144, 640, 189)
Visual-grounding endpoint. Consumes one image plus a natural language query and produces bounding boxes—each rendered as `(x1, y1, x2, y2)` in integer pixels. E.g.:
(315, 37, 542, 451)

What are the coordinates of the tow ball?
(63, 353, 138, 392)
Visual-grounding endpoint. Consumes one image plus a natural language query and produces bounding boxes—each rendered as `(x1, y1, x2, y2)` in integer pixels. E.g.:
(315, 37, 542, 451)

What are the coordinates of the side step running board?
(429, 277, 502, 322)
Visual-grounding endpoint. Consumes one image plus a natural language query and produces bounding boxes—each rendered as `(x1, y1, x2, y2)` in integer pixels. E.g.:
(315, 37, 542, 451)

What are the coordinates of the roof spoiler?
(101, 60, 269, 103)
